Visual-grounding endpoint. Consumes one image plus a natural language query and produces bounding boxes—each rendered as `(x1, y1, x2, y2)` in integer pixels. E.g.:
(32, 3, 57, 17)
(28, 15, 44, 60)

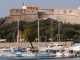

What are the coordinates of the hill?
(0, 17, 80, 43)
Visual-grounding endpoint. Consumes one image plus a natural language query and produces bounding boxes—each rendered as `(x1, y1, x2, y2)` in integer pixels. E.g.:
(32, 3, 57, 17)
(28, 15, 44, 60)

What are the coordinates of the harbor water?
(0, 57, 80, 60)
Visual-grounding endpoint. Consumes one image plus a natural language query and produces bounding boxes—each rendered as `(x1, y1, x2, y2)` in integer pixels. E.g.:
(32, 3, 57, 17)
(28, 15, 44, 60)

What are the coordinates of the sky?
(0, 0, 80, 17)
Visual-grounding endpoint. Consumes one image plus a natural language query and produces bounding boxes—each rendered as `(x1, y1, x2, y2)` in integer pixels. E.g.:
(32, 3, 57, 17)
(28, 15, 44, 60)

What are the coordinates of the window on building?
(36, 8, 38, 10)
(11, 9, 13, 11)
(69, 10, 72, 13)
(19, 10, 22, 13)
(31, 7, 32, 9)
(23, 10, 25, 12)
(27, 7, 29, 9)
(16, 10, 18, 12)
(63, 10, 66, 13)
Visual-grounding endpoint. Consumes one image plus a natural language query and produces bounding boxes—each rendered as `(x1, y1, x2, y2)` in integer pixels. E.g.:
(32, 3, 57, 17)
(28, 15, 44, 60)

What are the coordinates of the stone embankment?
(0, 42, 73, 48)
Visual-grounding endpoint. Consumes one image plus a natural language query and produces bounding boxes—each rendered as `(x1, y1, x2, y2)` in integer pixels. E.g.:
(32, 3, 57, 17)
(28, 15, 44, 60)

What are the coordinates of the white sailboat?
(22, 51, 35, 57)
(15, 20, 22, 57)
(15, 20, 36, 57)
(36, 19, 49, 57)
(0, 20, 21, 57)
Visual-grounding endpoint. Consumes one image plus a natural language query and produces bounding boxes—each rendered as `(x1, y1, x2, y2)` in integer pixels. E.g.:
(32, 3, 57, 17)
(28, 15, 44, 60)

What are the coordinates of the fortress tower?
(5, 5, 38, 23)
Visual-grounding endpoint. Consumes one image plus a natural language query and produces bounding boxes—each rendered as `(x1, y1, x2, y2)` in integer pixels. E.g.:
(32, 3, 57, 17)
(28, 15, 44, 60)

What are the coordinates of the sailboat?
(36, 19, 49, 57)
(15, 20, 22, 57)
(15, 20, 36, 57)
(0, 20, 21, 57)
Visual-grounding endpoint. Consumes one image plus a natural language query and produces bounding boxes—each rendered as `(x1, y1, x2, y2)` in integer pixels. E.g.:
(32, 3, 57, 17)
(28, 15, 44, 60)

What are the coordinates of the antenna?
(23, 2, 25, 6)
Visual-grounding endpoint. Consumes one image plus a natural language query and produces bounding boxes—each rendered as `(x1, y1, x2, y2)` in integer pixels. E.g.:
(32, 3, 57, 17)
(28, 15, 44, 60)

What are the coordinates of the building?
(5, 5, 80, 24)
(5, 5, 38, 23)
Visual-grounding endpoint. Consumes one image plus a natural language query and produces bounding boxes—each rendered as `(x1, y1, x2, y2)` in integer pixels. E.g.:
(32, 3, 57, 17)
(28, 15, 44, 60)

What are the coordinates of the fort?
(5, 5, 80, 24)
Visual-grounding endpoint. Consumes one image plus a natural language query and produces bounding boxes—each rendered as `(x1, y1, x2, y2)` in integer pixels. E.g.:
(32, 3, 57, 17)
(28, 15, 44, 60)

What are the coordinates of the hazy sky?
(0, 0, 80, 17)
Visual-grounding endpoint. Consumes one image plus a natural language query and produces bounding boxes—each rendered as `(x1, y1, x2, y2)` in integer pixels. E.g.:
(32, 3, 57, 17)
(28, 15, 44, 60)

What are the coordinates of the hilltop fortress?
(5, 5, 80, 24)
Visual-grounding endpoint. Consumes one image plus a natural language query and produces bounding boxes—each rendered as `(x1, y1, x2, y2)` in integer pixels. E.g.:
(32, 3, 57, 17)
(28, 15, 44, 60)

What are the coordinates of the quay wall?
(0, 42, 73, 48)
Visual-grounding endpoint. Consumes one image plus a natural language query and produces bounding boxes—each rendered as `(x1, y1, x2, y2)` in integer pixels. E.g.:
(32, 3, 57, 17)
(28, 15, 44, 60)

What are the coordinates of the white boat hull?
(22, 53, 35, 57)
(56, 52, 64, 57)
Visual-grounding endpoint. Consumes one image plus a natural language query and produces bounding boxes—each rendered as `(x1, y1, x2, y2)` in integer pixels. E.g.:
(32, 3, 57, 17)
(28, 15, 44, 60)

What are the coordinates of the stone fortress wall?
(38, 9, 54, 19)
(5, 5, 39, 23)
(5, 5, 80, 24)
(54, 8, 80, 24)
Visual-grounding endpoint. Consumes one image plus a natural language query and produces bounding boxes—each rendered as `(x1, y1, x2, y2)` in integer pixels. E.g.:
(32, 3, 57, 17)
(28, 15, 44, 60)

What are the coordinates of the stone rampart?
(5, 5, 80, 24)
(0, 42, 73, 48)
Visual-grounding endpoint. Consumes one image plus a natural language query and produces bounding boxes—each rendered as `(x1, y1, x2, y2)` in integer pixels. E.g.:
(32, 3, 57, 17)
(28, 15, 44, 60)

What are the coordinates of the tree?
(6, 33, 13, 42)
(45, 29, 50, 36)
(67, 28, 76, 40)
(23, 28, 36, 48)
(73, 34, 78, 43)
(0, 17, 7, 25)
(61, 28, 68, 41)
(19, 21, 27, 31)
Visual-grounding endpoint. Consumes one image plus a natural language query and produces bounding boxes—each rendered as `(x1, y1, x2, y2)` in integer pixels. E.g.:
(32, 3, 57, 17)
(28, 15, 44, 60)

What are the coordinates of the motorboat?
(47, 43, 64, 50)
(76, 51, 80, 57)
(55, 50, 64, 57)
(39, 43, 65, 53)
(48, 50, 64, 57)
(63, 50, 76, 57)
(69, 43, 80, 52)
(56, 52, 64, 57)
(39, 46, 48, 52)
(49, 52, 56, 57)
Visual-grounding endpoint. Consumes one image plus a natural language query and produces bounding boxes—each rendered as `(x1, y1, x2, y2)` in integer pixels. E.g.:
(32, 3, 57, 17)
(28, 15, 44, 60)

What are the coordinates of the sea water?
(0, 57, 80, 60)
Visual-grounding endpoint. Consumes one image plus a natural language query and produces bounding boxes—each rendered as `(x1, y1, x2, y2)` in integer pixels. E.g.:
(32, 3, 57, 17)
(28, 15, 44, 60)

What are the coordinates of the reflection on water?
(0, 57, 80, 60)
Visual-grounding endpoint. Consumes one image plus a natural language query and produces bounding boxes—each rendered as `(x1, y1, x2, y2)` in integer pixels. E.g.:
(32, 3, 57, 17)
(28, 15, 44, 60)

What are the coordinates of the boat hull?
(36, 53, 49, 57)
(16, 52, 22, 57)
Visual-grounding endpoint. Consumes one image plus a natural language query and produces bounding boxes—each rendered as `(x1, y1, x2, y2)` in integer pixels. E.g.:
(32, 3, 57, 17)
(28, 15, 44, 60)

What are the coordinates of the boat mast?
(17, 20, 20, 49)
(57, 8, 60, 42)
(58, 20, 60, 42)
(38, 19, 40, 52)
(50, 18, 53, 42)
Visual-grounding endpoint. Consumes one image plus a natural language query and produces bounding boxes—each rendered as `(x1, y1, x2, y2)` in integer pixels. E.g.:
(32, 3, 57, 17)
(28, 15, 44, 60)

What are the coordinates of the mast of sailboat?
(58, 20, 60, 42)
(17, 20, 20, 49)
(50, 18, 53, 42)
(57, 8, 60, 42)
(38, 19, 40, 52)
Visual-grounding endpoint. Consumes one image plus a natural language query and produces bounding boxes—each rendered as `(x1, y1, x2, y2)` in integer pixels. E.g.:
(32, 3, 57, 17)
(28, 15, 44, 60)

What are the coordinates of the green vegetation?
(0, 17, 80, 43)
